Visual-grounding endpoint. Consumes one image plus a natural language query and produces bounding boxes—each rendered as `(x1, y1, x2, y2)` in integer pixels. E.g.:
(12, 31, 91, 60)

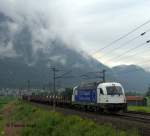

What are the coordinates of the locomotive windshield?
(106, 86, 123, 95)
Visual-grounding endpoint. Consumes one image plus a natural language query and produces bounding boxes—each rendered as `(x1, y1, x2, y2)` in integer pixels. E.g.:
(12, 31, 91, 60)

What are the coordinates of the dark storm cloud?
(0, 0, 150, 68)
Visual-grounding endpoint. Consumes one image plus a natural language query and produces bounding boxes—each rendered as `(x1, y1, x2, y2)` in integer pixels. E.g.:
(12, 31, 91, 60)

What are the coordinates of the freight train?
(22, 82, 127, 112)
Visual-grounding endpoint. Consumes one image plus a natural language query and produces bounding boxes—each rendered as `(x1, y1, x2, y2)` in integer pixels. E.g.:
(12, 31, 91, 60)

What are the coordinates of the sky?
(0, 0, 150, 68)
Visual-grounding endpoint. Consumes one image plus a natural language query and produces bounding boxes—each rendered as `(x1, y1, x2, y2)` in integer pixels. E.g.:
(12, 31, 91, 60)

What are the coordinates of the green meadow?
(128, 106, 150, 113)
(0, 99, 138, 136)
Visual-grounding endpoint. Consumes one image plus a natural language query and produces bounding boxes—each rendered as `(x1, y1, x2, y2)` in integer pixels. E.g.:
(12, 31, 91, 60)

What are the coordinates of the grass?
(0, 96, 16, 135)
(0, 100, 139, 136)
(0, 96, 15, 109)
(128, 106, 150, 113)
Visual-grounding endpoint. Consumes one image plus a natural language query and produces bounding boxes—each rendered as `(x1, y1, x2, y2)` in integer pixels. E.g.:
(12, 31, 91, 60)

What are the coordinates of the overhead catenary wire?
(48, 65, 150, 85)
(49, 20, 150, 83)
(109, 44, 150, 63)
(92, 19, 150, 56)
(109, 46, 150, 65)
(96, 29, 150, 60)
(62, 20, 150, 78)
(52, 63, 150, 82)
(80, 60, 150, 77)
(96, 35, 140, 58)
(56, 69, 108, 82)
(104, 40, 150, 63)
(61, 68, 148, 80)
(62, 21, 150, 80)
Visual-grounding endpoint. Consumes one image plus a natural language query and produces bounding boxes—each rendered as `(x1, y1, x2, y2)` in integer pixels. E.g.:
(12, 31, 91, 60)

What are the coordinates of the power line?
(96, 29, 150, 60)
(61, 67, 148, 81)
(81, 69, 106, 82)
(55, 69, 107, 83)
(97, 39, 150, 68)
(96, 35, 140, 58)
(105, 40, 150, 63)
(92, 19, 150, 56)
(124, 44, 150, 66)
(119, 46, 150, 63)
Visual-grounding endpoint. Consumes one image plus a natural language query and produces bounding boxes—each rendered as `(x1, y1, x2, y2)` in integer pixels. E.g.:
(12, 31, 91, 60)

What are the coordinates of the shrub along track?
(27, 101, 150, 136)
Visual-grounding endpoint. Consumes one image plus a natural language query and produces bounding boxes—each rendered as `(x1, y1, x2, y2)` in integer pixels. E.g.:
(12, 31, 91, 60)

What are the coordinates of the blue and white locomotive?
(72, 82, 127, 112)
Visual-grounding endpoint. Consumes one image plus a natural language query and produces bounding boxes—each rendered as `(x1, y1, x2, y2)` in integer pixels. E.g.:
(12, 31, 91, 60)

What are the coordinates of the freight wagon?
(23, 82, 127, 112)
(126, 96, 147, 106)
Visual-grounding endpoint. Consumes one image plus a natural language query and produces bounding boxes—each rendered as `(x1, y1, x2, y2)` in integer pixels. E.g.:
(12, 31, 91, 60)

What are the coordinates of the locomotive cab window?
(100, 88, 104, 95)
(106, 86, 123, 95)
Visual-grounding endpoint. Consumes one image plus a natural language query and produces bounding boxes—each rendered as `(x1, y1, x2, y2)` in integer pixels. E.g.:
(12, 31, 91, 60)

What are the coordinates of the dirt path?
(2, 102, 20, 136)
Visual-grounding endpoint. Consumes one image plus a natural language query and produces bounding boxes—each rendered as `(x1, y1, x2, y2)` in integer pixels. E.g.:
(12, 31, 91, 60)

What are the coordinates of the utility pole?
(49, 68, 51, 95)
(27, 80, 30, 94)
(52, 67, 56, 111)
(50, 67, 72, 111)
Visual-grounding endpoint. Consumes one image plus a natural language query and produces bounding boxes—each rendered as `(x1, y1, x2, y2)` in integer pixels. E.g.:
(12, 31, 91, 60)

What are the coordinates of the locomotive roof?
(77, 81, 101, 90)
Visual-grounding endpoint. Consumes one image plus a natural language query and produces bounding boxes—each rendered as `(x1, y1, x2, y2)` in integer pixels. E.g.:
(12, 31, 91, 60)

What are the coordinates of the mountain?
(0, 12, 150, 93)
(0, 12, 108, 89)
(112, 65, 150, 93)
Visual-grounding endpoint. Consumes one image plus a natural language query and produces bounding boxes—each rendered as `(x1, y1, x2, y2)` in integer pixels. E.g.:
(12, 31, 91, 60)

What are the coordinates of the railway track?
(127, 111, 150, 116)
(115, 112, 150, 136)
(116, 112, 150, 124)
(27, 101, 150, 136)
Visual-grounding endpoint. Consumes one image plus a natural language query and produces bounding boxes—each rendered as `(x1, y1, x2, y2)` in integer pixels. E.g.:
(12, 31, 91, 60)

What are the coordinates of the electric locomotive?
(72, 82, 127, 112)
